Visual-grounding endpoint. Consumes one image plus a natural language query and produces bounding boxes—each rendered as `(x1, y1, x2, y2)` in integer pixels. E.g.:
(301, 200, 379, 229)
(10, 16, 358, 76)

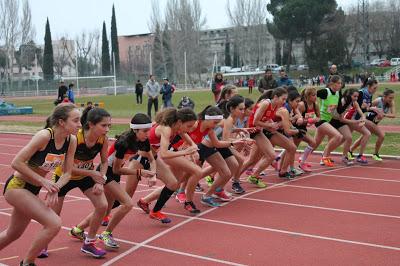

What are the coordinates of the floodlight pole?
(113, 52, 117, 96)
(76, 41, 80, 96)
(35, 53, 39, 96)
(184, 51, 187, 90)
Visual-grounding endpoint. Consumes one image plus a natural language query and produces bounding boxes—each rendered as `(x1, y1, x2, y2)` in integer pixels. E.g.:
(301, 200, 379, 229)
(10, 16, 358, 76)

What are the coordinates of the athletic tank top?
(148, 124, 177, 149)
(28, 128, 70, 172)
(320, 88, 339, 122)
(54, 129, 105, 179)
(107, 135, 150, 166)
(302, 101, 316, 120)
(235, 117, 248, 129)
(366, 97, 390, 123)
(172, 121, 211, 149)
(248, 99, 278, 127)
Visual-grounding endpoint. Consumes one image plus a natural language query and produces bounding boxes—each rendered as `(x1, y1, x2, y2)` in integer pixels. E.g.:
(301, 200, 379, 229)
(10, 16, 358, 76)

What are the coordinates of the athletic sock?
(152, 186, 175, 212)
(300, 145, 313, 164)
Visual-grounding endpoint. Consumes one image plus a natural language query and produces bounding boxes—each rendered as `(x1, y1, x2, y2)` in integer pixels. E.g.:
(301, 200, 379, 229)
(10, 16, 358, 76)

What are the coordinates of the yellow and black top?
(4, 128, 70, 195)
(54, 128, 105, 180)
(28, 128, 70, 171)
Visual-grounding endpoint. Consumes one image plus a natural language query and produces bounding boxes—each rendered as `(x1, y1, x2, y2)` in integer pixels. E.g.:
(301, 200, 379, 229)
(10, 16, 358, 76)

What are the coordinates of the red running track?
(0, 133, 400, 265)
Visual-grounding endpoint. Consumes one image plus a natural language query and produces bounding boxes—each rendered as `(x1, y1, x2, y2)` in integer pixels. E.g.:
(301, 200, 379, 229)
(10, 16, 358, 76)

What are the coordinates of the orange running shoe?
(321, 157, 334, 167)
(149, 211, 171, 224)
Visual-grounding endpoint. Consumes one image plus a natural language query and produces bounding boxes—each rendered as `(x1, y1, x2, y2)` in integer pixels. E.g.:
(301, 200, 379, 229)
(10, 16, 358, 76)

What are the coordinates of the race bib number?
(327, 105, 337, 113)
(75, 160, 94, 170)
(40, 153, 65, 171)
(304, 112, 316, 119)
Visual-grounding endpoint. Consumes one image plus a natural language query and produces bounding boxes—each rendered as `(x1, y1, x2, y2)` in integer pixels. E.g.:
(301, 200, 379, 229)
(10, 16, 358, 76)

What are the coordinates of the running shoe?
(298, 157, 312, 167)
(372, 153, 383, 161)
(212, 190, 233, 202)
(184, 201, 201, 214)
(20, 261, 37, 266)
(195, 183, 204, 192)
(290, 167, 304, 176)
(347, 151, 355, 160)
(101, 215, 111, 226)
(205, 176, 214, 187)
(278, 171, 296, 180)
(175, 192, 186, 203)
(356, 155, 368, 164)
(232, 181, 245, 194)
(69, 227, 86, 241)
(201, 196, 221, 207)
(99, 231, 119, 249)
(247, 175, 267, 188)
(342, 156, 354, 166)
(137, 199, 150, 214)
(149, 211, 172, 223)
(81, 240, 106, 258)
(37, 249, 48, 258)
(320, 157, 334, 167)
(299, 163, 312, 173)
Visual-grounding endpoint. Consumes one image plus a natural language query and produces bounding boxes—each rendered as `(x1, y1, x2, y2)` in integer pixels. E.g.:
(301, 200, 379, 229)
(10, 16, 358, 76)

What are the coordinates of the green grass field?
(1, 84, 400, 156)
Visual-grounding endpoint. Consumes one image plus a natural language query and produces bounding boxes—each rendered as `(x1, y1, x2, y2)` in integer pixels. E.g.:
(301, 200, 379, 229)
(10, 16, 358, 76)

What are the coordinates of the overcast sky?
(31, 0, 356, 44)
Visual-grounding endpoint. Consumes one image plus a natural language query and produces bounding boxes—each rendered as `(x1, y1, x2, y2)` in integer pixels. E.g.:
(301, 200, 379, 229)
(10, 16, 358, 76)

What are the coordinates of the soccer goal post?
(61, 75, 117, 96)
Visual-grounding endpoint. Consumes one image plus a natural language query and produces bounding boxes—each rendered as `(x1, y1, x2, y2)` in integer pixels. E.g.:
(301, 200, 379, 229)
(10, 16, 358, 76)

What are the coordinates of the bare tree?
(0, 0, 20, 80)
(163, 0, 207, 82)
(227, 0, 269, 66)
(20, 0, 35, 45)
(75, 30, 99, 76)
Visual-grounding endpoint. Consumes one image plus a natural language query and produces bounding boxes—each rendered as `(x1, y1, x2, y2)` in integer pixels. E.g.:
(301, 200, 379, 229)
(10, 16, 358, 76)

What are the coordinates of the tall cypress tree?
(152, 23, 164, 78)
(43, 18, 54, 80)
(162, 25, 174, 80)
(111, 4, 120, 76)
(101, 21, 111, 76)
(225, 40, 231, 66)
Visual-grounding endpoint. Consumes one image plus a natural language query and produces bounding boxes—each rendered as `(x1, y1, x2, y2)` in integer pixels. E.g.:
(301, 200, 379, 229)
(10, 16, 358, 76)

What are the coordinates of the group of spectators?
(55, 81, 75, 105)
(135, 75, 176, 119)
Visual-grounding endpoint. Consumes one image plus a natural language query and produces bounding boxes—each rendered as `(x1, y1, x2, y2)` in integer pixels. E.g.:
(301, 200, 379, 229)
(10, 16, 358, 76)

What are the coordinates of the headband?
(205, 115, 223, 120)
(130, 123, 152, 130)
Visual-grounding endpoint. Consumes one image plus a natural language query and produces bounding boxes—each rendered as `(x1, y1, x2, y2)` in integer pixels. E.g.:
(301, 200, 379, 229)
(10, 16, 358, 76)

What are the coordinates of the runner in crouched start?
(48, 106, 111, 258)
(0, 103, 79, 266)
(72, 113, 156, 250)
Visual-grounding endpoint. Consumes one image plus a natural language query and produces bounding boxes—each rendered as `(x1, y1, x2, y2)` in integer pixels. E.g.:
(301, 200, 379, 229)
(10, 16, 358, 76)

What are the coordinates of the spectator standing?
(146, 74, 160, 119)
(327, 64, 345, 88)
(135, 79, 143, 104)
(277, 69, 293, 87)
(258, 69, 278, 93)
(160, 78, 174, 108)
(248, 77, 255, 94)
(211, 73, 225, 103)
(67, 83, 75, 103)
(55, 81, 68, 105)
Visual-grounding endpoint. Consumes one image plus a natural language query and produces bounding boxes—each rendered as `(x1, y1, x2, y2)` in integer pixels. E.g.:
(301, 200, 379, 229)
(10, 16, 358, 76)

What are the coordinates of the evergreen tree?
(111, 4, 120, 76)
(233, 43, 240, 68)
(152, 23, 164, 78)
(224, 40, 231, 66)
(101, 21, 111, 75)
(162, 25, 174, 80)
(43, 18, 54, 80)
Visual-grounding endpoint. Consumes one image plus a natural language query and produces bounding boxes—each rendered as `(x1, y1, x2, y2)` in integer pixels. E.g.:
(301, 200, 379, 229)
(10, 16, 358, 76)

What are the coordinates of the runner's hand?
(148, 176, 157, 187)
(41, 179, 59, 193)
(184, 145, 199, 156)
(91, 171, 106, 185)
(45, 192, 58, 208)
(92, 183, 104, 195)
(141, 170, 156, 178)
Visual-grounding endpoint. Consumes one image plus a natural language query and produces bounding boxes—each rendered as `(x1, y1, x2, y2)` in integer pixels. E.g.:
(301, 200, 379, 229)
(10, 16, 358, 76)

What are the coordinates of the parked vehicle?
(390, 58, 400, 66)
(370, 59, 386, 66)
(379, 60, 391, 67)
(297, 64, 309, 71)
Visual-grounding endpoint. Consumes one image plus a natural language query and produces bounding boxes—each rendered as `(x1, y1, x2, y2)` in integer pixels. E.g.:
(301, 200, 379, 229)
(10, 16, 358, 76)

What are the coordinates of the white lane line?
(321, 173, 400, 183)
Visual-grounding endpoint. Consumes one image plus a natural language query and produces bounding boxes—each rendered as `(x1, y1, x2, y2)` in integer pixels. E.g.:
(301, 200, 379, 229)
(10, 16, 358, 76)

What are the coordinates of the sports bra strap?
(46, 128, 54, 139)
